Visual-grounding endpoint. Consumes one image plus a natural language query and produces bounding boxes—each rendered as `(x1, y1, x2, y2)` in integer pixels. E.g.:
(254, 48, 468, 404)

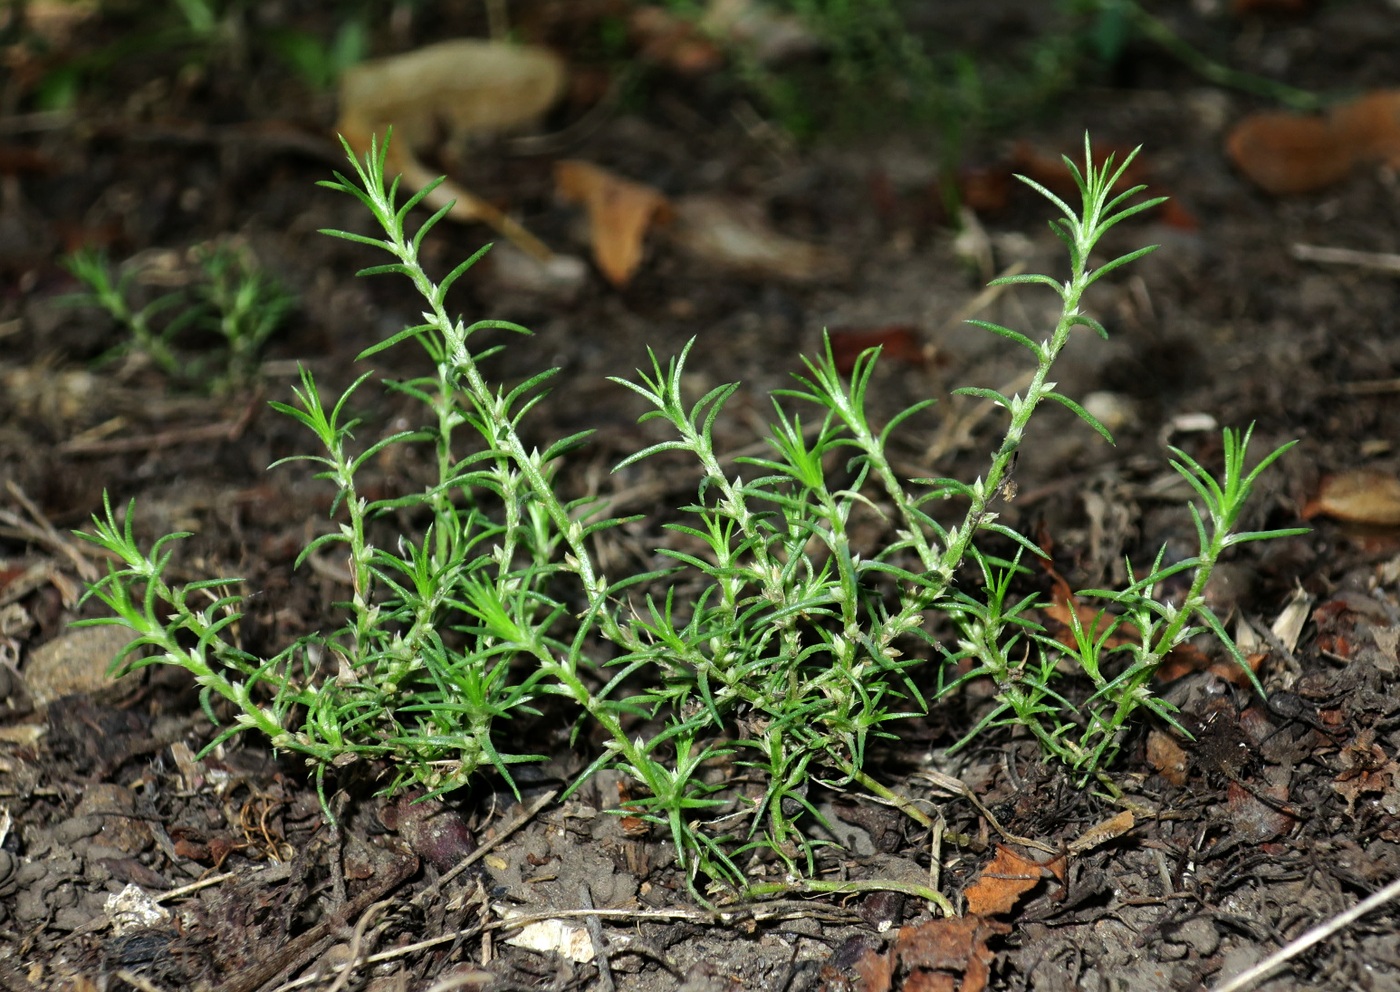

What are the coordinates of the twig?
(912, 767, 1056, 854)
(1210, 874, 1400, 992)
(59, 398, 259, 456)
(154, 870, 240, 902)
(115, 972, 170, 992)
(324, 899, 390, 992)
(1291, 243, 1400, 276)
(2, 480, 100, 583)
(209, 852, 418, 992)
(1322, 377, 1400, 397)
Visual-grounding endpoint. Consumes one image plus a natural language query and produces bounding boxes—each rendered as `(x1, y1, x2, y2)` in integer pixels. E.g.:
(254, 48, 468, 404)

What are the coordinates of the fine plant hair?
(76, 131, 1301, 905)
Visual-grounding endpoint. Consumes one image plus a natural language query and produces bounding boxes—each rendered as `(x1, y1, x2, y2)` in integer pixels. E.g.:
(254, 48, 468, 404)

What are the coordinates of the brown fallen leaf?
(1333, 731, 1397, 816)
(1302, 468, 1400, 527)
(963, 845, 1061, 916)
(1036, 549, 1139, 655)
(337, 39, 567, 258)
(840, 912, 1008, 990)
(670, 194, 847, 283)
(1227, 89, 1400, 195)
(1226, 778, 1297, 842)
(555, 160, 673, 287)
(1226, 111, 1356, 195)
(1332, 89, 1400, 171)
(1033, 537, 1218, 683)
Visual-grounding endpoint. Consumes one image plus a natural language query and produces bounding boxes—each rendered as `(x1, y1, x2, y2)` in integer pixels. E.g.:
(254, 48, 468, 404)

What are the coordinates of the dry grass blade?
(1210, 874, 1400, 992)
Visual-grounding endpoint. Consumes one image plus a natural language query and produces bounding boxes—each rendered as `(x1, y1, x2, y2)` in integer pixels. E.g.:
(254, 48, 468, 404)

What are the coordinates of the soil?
(3, 3, 1400, 991)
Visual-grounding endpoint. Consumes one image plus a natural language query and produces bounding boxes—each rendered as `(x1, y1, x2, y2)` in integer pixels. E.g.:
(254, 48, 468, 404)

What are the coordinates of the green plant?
(76, 131, 1297, 906)
(268, 19, 367, 90)
(942, 423, 1304, 777)
(656, 0, 1318, 143)
(64, 241, 294, 394)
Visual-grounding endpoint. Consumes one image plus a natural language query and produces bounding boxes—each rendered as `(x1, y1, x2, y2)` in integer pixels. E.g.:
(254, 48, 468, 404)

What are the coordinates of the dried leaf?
(1036, 544, 1212, 681)
(1270, 586, 1313, 654)
(1227, 89, 1400, 195)
(339, 40, 565, 149)
(963, 845, 1052, 916)
(700, 0, 822, 64)
(1147, 730, 1189, 785)
(828, 326, 926, 375)
(850, 945, 895, 992)
(1037, 554, 1137, 653)
(555, 161, 673, 287)
(670, 194, 846, 283)
(1226, 779, 1296, 842)
(24, 625, 140, 706)
(337, 40, 566, 257)
(890, 915, 1008, 992)
(1302, 468, 1400, 526)
(498, 906, 600, 963)
(1332, 89, 1400, 169)
(1226, 111, 1356, 194)
(1333, 733, 1397, 815)
(1068, 810, 1135, 854)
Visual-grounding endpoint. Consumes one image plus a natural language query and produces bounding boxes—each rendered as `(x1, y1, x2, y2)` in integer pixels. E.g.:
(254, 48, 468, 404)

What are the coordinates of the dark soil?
(3, 3, 1400, 990)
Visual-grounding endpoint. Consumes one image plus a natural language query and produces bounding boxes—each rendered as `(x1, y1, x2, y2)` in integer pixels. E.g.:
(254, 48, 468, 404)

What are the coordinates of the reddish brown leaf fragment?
(892, 915, 1008, 992)
(956, 164, 1015, 215)
(964, 845, 1053, 916)
(828, 326, 926, 375)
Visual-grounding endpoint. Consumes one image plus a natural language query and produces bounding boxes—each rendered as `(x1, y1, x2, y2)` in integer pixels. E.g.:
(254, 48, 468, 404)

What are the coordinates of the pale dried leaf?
(670, 194, 845, 282)
(23, 624, 140, 706)
(336, 40, 566, 257)
(1271, 585, 1314, 654)
(339, 40, 565, 150)
(701, 0, 822, 64)
(1068, 810, 1135, 854)
(1304, 469, 1400, 526)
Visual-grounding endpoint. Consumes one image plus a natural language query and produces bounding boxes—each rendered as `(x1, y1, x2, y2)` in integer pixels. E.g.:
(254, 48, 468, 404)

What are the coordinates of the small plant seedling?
(64, 241, 294, 394)
(76, 130, 1299, 906)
